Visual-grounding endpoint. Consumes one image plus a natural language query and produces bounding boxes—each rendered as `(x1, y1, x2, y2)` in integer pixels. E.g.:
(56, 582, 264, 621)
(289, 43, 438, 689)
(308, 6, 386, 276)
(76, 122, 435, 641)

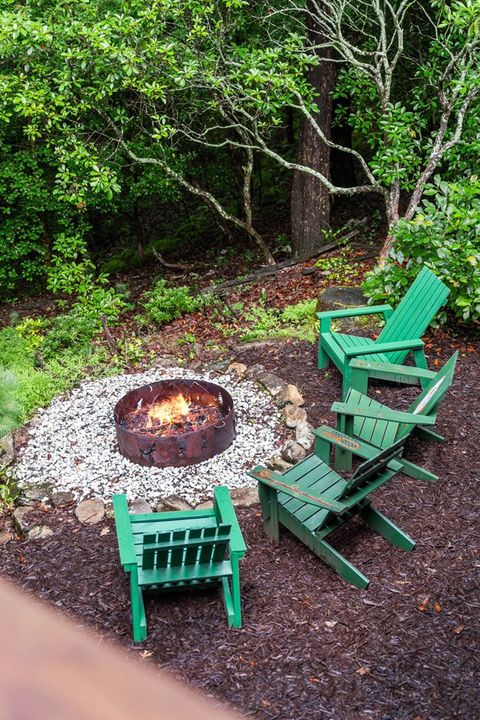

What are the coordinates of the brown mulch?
(1, 337, 479, 719)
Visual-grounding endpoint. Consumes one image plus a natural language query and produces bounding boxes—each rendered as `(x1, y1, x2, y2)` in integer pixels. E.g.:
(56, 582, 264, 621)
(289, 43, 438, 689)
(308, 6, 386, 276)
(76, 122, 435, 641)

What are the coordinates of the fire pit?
(114, 379, 235, 467)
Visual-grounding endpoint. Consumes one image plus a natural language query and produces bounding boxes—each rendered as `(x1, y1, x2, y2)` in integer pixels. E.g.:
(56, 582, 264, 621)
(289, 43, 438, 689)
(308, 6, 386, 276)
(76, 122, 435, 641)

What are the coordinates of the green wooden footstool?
(113, 486, 247, 642)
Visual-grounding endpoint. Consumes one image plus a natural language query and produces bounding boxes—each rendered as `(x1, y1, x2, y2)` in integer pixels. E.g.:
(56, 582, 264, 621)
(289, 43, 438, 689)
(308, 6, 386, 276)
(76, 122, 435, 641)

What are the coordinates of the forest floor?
(0, 247, 479, 719)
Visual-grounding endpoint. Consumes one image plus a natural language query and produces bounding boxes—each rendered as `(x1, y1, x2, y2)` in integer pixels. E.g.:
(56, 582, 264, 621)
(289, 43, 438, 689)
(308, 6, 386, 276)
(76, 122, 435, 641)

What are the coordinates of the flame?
(146, 392, 191, 427)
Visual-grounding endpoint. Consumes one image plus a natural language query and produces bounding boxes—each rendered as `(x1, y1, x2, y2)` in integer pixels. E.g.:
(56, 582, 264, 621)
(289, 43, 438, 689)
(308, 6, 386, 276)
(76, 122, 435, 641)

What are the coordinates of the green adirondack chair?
(113, 486, 246, 642)
(248, 437, 414, 589)
(317, 266, 450, 397)
(315, 352, 458, 483)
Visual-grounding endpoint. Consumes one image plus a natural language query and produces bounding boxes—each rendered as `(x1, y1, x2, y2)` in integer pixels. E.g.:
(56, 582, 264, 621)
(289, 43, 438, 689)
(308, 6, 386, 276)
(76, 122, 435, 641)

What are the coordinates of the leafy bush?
(140, 279, 204, 325)
(42, 311, 98, 358)
(241, 299, 317, 342)
(363, 178, 480, 323)
(48, 233, 128, 326)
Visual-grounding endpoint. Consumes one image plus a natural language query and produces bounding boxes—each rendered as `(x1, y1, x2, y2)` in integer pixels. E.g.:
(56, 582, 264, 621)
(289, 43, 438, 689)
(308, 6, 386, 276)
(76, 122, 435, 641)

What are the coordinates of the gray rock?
(0, 434, 14, 467)
(256, 372, 287, 397)
(265, 455, 294, 473)
(157, 495, 193, 512)
(27, 525, 54, 541)
(282, 404, 307, 428)
(244, 363, 266, 380)
(229, 487, 258, 507)
(152, 355, 178, 368)
(0, 530, 13, 544)
(75, 498, 105, 524)
(13, 505, 34, 534)
(202, 359, 230, 373)
(281, 440, 307, 464)
(51, 491, 75, 508)
(277, 384, 305, 407)
(19, 485, 52, 504)
(195, 500, 214, 510)
(295, 421, 315, 450)
(317, 287, 381, 334)
(129, 498, 153, 514)
(227, 362, 248, 379)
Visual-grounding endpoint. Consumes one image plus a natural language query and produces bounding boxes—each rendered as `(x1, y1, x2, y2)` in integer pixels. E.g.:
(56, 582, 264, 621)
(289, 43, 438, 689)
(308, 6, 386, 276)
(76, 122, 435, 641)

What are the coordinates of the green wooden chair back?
(346, 351, 458, 445)
(377, 267, 450, 363)
(141, 524, 231, 571)
(342, 437, 405, 493)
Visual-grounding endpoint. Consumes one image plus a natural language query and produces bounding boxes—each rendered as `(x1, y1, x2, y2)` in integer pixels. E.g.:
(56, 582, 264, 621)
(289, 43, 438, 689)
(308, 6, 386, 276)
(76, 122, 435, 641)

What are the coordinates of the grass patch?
(241, 299, 318, 343)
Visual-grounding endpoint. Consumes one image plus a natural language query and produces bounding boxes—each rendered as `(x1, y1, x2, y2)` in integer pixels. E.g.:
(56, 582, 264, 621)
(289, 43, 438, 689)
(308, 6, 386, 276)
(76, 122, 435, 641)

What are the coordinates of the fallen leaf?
(418, 596, 430, 612)
(100, 527, 110, 536)
(433, 359, 440, 366)
(454, 624, 465, 635)
(434, 602, 442, 613)
(325, 620, 338, 628)
(356, 667, 370, 675)
(139, 650, 152, 658)
(309, 677, 320, 683)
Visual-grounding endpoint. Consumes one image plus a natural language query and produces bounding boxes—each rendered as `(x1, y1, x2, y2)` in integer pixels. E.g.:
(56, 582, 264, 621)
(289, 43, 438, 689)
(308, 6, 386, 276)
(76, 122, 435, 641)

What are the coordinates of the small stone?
(244, 363, 266, 380)
(301, 266, 317, 276)
(0, 530, 12, 544)
(277, 384, 305, 407)
(265, 455, 294, 473)
(203, 359, 230, 373)
(157, 495, 193, 512)
(13, 505, 34, 534)
(75, 498, 105, 524)
(281, 440, 307, 464)
(152, 355, 178, 368)
(227, 362, 248, 379)
(0, 434, 14, 467)
(27, 525, 54, 541)
(51, 491, 75, 508)
(282, 404, 307, 428)
(195, 500, 214, 510)
(295, 421, 315, 450)
(129, 498, 153, 514)
(229, 487, 258, 507)
(256, 372, 287, 397)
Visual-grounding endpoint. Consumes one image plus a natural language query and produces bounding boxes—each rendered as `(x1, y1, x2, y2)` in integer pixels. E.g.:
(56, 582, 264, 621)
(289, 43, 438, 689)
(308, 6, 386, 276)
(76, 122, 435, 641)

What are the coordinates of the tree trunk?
(291, 4, 335, 257)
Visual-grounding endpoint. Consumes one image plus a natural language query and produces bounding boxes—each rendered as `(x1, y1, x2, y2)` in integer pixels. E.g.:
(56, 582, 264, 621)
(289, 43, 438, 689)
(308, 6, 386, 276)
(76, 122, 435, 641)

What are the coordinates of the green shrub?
(241, 299, 317, 342)
(140, 278, 204, 325)
(363, 177, 480, 323)
(48, 233, 128, 326)
(42, 311, 97, 358)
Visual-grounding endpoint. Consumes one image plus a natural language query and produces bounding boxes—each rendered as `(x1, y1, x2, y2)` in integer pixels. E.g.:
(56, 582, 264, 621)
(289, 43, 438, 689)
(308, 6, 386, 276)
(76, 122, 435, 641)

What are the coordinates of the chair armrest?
(249, 466, 348, 514)
(344, 338, 424, 358)
(312, 426, 377, 459)
(112, 494, 137, 567)
(331, 402, 436, 425)
(213, 486, 247, 557)
(349, 358, 436, 381)
(316, 304, 392, 321)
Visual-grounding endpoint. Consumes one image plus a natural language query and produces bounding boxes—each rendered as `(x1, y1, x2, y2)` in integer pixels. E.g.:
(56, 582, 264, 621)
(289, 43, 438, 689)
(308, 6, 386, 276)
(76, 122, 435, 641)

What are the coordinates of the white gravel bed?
(15, 367, 282, 505)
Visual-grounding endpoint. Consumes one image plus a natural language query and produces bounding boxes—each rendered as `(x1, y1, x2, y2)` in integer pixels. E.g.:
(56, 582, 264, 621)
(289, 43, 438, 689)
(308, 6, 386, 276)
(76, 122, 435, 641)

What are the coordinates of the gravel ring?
(14, 367, 282, 505)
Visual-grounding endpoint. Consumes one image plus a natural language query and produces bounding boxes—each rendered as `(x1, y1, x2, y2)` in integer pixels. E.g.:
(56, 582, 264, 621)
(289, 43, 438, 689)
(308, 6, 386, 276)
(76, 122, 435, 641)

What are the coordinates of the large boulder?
(317, 287, 382, 334)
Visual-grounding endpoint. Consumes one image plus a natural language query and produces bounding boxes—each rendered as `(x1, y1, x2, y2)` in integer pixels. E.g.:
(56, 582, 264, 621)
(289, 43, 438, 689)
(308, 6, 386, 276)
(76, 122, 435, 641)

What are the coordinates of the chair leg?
(349, 366, 369, 394)
(229, 558, 242, 628)
(318, 338, 330, 370)
(361, 505, 415, 551)
(312, 537, 370, 590)
(415, 426, 445, 443)
(258, 483, 280, 543)
(413, 348, 429, 387)
(400, 458, 438, 482)
(130, 572, 147, 642)
(341, 367, 352, 400)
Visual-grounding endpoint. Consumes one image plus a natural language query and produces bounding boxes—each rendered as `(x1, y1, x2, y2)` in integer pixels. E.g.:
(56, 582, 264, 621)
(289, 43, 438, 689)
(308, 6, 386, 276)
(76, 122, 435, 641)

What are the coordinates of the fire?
(146, 392, 191, 428)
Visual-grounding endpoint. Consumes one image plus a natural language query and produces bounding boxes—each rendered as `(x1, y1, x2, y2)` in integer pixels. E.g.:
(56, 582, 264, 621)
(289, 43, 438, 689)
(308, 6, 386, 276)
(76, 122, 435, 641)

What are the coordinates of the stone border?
(2, 358, 312, 542)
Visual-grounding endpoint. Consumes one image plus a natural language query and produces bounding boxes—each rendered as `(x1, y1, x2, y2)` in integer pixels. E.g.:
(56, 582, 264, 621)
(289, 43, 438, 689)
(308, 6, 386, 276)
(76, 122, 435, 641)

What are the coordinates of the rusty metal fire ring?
(114, 378, 236, 468)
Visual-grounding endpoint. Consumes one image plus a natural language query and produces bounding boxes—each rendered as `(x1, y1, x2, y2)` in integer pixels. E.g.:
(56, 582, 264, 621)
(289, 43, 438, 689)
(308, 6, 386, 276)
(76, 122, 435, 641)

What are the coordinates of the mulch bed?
(1, 336, 479, 719)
